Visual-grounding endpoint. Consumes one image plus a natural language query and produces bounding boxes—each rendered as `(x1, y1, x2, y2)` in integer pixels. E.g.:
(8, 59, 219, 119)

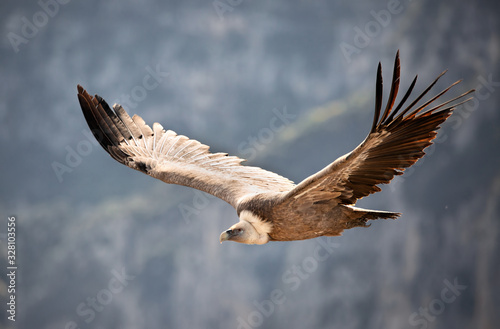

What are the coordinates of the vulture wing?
(77, 85, 295, 209)
(283, 51, 474, 207)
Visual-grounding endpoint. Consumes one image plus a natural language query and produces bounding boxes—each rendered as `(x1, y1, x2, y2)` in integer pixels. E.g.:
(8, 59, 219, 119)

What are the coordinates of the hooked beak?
(219, 230, 233, 243)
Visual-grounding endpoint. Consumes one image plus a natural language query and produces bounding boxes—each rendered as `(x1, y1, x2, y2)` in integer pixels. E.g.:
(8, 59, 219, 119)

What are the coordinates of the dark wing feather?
(283, 51, 474, 206)
(77, 85, 295, 208)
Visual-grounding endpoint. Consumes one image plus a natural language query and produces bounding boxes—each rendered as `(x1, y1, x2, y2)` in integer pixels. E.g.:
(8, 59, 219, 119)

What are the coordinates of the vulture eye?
(233, 228, 242, 234)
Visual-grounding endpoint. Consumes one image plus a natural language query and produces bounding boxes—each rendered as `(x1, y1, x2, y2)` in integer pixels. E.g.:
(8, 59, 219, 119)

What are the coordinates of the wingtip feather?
(371, 62, 384, 133)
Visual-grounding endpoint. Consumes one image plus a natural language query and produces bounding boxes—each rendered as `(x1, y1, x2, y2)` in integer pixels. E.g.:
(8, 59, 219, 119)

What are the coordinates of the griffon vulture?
(77, 51, 473, 245)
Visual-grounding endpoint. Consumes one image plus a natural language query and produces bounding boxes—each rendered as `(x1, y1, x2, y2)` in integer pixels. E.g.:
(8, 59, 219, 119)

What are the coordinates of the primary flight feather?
(77, 51, 474, 245)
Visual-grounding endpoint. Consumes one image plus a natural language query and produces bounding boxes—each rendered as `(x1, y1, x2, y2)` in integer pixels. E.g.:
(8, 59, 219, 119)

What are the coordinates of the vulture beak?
(219, 230, 233, 243)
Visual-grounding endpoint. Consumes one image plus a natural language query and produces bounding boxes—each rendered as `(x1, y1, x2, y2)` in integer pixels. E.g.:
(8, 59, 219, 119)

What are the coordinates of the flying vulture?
(77, 51, 473, 245)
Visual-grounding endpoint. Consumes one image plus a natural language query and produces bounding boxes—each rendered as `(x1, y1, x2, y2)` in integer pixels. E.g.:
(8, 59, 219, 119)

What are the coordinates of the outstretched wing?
(77, 85, 295, 208)
(283, 51, 474, 207)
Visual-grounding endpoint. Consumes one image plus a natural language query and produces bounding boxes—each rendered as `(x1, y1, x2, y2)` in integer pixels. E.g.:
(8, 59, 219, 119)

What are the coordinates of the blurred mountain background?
(0, 0, 499, 328)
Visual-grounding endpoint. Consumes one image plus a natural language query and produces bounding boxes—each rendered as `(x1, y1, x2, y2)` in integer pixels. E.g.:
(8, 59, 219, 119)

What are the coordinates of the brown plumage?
(77, 51, 474, 245)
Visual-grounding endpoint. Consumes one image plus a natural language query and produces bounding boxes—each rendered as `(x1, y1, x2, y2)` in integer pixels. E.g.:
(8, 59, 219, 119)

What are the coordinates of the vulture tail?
(343, 206, 401, 229)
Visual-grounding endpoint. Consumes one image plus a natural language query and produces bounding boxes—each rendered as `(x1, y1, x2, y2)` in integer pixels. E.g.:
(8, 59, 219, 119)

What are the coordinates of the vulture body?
(77, 51, 473, 245)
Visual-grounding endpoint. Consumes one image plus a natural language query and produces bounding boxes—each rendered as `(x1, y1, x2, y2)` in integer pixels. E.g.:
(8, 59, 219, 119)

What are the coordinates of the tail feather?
(358, 209, 401, 220)
(343, 206, 400, 230)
